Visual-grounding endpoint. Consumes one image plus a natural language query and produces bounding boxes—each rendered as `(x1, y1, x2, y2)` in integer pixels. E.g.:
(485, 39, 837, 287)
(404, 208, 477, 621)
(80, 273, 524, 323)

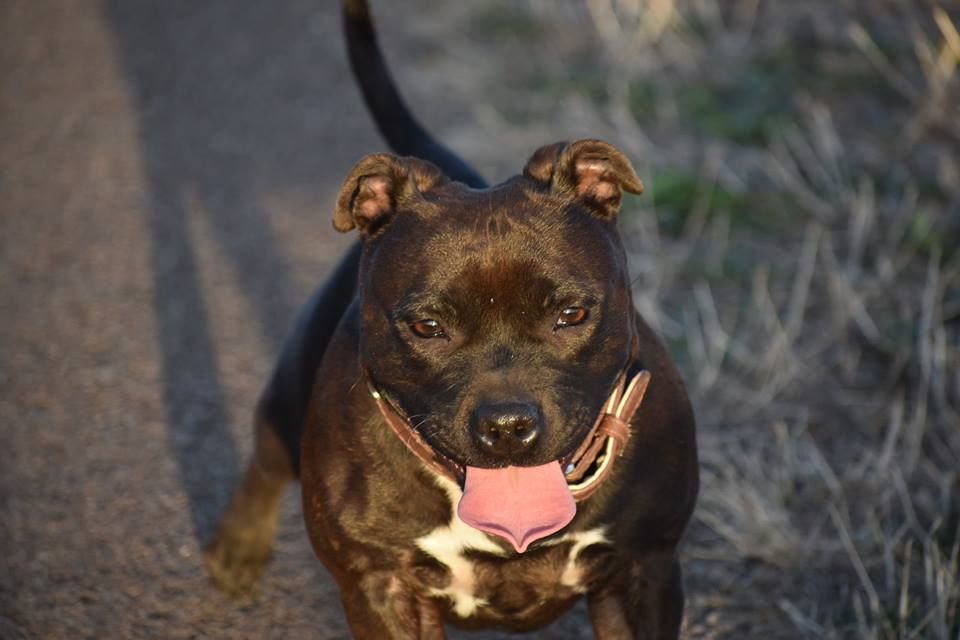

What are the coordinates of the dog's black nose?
(471, 403, 542, 459)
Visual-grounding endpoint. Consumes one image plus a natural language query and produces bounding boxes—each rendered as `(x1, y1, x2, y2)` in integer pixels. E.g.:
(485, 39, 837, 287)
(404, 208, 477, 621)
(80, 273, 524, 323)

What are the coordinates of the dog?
(205, 0, 699, 637)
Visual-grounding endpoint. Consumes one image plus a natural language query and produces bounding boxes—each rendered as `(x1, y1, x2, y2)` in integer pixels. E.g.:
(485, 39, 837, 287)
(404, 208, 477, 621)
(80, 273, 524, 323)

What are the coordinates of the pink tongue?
(457, 462, 576, 553)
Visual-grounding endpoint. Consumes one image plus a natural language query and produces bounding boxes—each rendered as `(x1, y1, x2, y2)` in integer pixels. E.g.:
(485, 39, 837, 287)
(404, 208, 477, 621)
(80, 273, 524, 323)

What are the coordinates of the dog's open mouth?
(458, 462, 575, 553)
(370, 369, 650, 553)
(456, 435, 617, 553)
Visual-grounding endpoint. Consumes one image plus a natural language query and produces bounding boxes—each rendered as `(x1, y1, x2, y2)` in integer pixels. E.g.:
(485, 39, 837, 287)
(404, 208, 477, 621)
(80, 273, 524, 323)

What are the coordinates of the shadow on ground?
(103, 1, 335, 543)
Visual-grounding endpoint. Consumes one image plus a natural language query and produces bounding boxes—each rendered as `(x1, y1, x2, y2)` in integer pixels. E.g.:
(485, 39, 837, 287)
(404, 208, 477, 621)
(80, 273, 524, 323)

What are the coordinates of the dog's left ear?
(333, 154, 446, 234)
(523, 139, 644, 219)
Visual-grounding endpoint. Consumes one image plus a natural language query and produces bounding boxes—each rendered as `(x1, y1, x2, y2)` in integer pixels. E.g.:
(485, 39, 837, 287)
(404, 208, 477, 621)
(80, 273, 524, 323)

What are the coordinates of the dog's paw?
(203, 524, 274, 600)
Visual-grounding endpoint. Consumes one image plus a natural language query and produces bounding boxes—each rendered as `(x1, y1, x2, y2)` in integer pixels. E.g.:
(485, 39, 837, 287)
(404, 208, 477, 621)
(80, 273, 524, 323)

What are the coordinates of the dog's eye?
(555, 307, 589, 329)
(410, 319, 448, 339)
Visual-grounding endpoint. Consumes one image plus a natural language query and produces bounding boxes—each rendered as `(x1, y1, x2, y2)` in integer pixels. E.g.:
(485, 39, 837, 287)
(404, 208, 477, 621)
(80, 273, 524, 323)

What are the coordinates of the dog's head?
(334, 139, 643, 471)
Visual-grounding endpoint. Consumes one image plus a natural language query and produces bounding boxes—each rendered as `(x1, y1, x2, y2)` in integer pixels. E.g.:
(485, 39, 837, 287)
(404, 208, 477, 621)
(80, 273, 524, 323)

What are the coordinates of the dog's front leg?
(340, 574, 447, 640)
(586, 551, 684, 640)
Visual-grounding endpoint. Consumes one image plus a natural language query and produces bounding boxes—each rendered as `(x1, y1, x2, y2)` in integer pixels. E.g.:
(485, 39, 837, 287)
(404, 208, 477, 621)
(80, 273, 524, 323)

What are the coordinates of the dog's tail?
(342, 0, 487, 188)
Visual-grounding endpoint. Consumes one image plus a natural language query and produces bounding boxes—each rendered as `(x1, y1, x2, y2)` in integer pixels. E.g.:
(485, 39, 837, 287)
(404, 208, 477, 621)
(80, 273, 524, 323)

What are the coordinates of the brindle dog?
(205, 1, 698, 638)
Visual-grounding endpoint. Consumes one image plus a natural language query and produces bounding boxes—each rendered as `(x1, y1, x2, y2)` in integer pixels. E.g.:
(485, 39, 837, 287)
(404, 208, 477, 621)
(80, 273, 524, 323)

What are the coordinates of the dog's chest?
(412, 478, 609, 620)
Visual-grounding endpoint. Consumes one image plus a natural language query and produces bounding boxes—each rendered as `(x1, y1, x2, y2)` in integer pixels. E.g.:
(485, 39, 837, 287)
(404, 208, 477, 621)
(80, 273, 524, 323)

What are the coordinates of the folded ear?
(333, 154, 446, 234)
(523, 139, 644, 219)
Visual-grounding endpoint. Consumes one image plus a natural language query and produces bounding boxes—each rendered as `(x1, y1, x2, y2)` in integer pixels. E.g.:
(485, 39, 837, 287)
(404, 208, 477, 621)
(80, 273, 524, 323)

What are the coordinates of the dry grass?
(401, 1, 960, 636)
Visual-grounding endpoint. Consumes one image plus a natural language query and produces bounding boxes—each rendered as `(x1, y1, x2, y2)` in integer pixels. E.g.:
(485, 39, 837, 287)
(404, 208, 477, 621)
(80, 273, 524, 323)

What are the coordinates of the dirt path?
(0, 2, 588, 638)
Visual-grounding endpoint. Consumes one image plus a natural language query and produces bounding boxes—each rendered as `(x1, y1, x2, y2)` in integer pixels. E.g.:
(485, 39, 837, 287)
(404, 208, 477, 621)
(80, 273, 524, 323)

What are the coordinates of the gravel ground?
(0, 1, 590, 638)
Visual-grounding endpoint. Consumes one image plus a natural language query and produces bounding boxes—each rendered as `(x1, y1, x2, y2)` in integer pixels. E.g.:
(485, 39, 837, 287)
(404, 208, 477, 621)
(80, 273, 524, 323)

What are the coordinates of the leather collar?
(368, 367, 651, 502)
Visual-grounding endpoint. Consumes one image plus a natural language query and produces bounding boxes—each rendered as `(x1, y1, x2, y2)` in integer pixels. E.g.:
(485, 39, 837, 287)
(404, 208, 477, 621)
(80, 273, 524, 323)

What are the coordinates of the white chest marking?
(415, 476, 506, 617)
(557, 527, 609, 592)
(415, 476, 610, 613)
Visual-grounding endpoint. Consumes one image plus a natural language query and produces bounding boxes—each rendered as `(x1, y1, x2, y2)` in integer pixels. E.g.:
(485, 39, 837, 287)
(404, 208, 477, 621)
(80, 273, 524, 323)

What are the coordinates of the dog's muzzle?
(368, 368, 652, 501)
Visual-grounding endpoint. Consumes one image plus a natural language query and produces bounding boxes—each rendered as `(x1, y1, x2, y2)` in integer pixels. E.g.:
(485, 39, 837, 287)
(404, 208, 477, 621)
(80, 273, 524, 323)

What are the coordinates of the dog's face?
(334, 140, 644, 470)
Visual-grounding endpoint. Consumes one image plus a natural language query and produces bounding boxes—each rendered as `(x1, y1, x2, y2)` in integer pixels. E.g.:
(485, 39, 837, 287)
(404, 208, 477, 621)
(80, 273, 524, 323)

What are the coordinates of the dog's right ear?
(523, 139, 643, 219)
(333, 154, 446, 234)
